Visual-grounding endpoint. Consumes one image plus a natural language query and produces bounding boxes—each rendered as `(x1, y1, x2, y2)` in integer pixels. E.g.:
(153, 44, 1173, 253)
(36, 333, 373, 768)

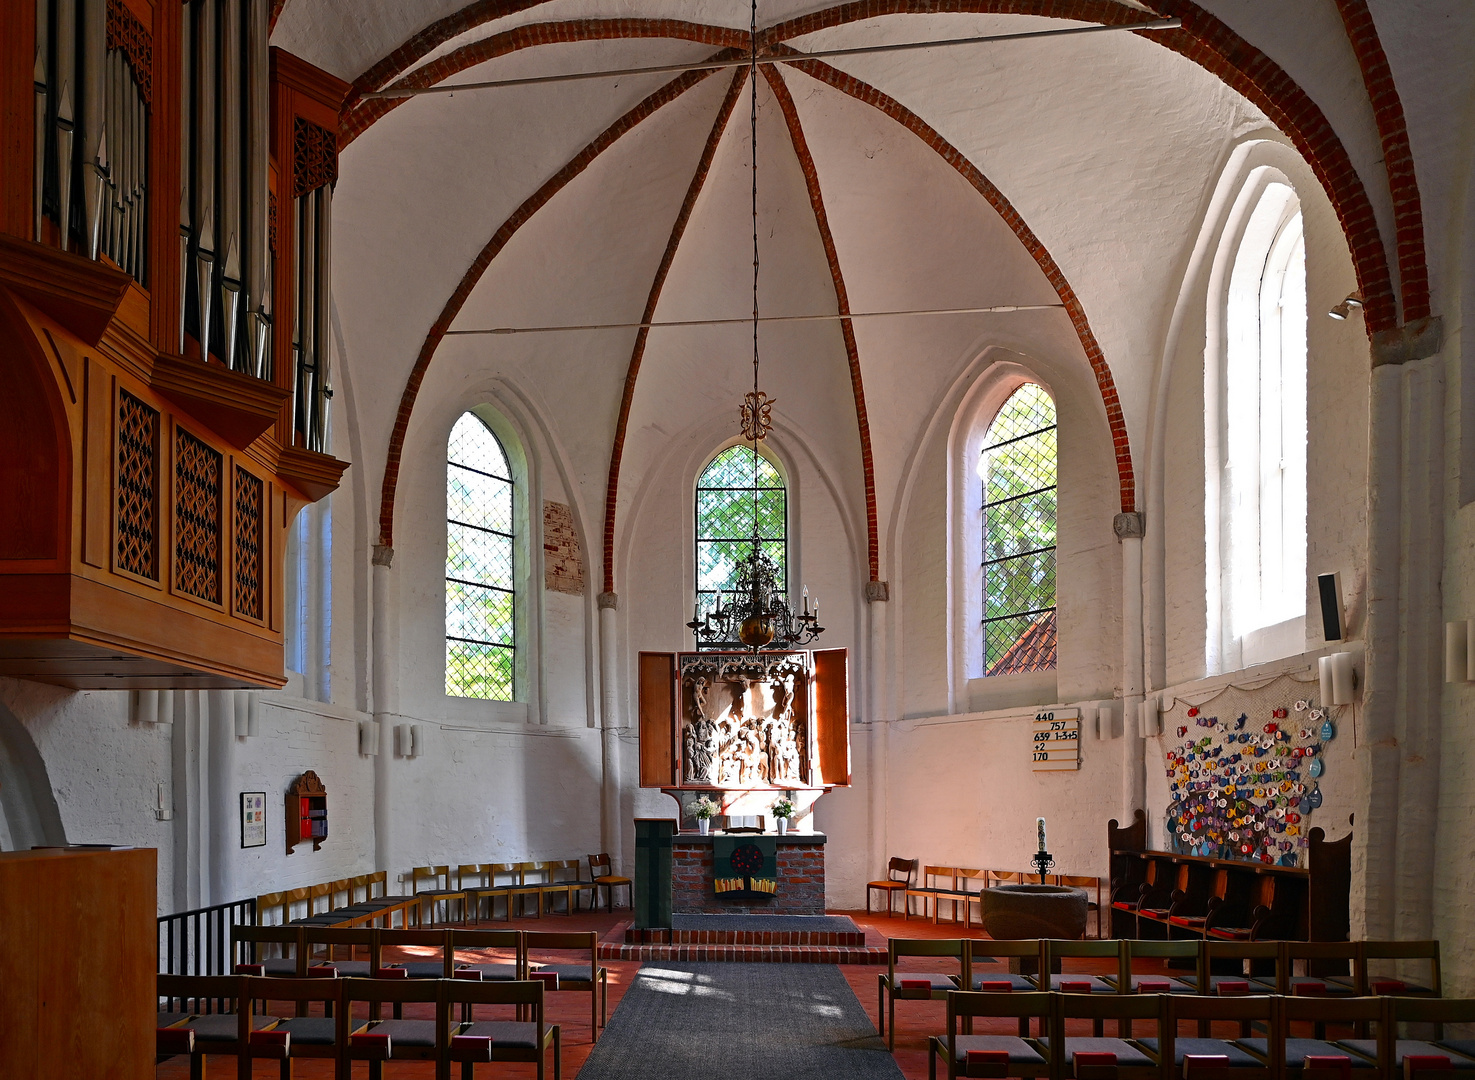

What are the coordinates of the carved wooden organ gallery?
(637, 650, 852, 818)
(0, 0, 349, 687)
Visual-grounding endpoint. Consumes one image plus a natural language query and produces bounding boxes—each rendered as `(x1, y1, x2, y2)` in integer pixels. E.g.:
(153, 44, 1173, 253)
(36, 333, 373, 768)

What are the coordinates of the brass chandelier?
(686, 0, 823, 655)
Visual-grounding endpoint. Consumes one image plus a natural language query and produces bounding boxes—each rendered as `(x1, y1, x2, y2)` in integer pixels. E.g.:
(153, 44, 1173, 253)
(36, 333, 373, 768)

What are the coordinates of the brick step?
(598, 941, 889, 964)
(623, 926, 867, 946)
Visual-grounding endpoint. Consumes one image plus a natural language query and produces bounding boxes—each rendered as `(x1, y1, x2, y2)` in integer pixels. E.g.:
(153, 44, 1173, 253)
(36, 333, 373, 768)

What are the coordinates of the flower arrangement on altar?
(770, 797, 795, 820)
(691, 795, 720, 820)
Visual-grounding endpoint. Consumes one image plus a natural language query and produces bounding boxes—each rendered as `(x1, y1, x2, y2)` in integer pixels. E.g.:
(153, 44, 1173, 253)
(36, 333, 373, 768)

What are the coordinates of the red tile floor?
(158, 905, 1179, 1079)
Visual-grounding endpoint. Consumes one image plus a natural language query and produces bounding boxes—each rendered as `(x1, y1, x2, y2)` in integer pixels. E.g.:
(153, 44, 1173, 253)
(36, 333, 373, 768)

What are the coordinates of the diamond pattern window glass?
(445, 413, 516, 700)
(695, 445, 785, 650)
(981, 384, 1057, 675)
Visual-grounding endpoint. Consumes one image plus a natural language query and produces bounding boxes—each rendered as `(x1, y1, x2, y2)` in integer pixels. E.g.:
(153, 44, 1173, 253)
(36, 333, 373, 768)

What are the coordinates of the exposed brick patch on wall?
(776, 52, 1138, 514)
(376, 57, 738, 548)
(1332, 0, 1428, 324)
(342, 19, 749, 146)
(763, 65, 881, 580)
(601, 70, 748, 593)
(671, 841, 827, 915)
(542, 500, 585, 594)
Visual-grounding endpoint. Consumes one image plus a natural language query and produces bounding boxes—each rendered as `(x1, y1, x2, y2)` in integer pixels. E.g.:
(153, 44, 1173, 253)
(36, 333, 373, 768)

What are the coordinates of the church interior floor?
(157, 907, 1133, 1078)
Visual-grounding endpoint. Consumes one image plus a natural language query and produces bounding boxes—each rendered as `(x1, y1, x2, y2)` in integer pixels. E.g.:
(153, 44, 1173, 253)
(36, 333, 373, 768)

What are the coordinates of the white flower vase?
(698, 818, 710, 836)
(776, 818, 788, 836)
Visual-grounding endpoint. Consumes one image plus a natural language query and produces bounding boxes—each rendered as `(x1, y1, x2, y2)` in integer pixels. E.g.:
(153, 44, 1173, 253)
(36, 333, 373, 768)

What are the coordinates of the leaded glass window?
(445, 413, 515, 699)
(695, 445, 785, 650)
(981, 384, 1057, 675)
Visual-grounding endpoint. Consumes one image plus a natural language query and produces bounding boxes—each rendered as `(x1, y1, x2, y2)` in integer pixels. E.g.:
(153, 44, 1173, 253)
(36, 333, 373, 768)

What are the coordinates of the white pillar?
(866, 581, 890, 883)
(597, 592, 623, 871)
(371, 547, 397, 879)
(1116, 515, 1146, 825)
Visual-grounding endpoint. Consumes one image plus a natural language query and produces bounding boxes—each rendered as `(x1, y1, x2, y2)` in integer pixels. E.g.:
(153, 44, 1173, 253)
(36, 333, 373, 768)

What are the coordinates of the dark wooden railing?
(157, 896, 256, 975)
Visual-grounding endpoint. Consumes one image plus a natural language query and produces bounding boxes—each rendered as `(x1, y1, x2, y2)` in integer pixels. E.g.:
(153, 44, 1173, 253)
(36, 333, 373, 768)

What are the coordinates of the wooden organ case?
(0, 0, 349, 687)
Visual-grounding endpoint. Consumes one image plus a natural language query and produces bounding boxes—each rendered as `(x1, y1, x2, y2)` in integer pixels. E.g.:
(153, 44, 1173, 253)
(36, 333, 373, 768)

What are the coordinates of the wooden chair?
(905, 865, 957, 922)
(867, 857, 917, 918)
(1252, 942, 1359, 997)
(445, 978, 562, 1079)
(256, 891, 289, 926)
(506, 862, 548, 920)
(539, 859, 586, 916)
(475, 863, 522, 921)
(340, 975, 450, 1080)
(410, 865, 465, 926)
(302, 926, 378, 978)
(1339, 997, 1475, 1074)
(1142, 993, 1280, 1079)
(380, 927, 455, 979)
(1354, 941, 1442, 997)
(927, 989, 1053, 1080)
(936, 868, 989, 927)
(1182, 940, 1284, 997)
(587, 853, 632, 912)
(157, 973, 269, 1079)
(455, 865, 487, 923)
(878, 937, 966, 1047)
(524, 930, 608, 1038)
(1239, 993, 1384, 1072)
(1104, 938, 1201, 995)
(1039, 939, 1123, 993)
(964, 938, 1043, 996)
(1046, 989, 1168, 1079)
(247, 974, 344, 1077)
(449, 928, 524, 992)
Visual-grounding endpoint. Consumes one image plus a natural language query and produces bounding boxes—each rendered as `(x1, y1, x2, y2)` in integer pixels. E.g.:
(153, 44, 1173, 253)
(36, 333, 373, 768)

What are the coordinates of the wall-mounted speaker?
(1317, 572, 1344, 642)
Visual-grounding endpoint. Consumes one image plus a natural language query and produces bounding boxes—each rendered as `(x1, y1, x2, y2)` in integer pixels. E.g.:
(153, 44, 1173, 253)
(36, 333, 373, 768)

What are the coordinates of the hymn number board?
(1031, 710, 1081, 771)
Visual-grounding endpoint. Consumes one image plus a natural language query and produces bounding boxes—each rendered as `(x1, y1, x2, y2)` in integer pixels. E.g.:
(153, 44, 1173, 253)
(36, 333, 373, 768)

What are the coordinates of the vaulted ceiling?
(267, 1, 1433, 587)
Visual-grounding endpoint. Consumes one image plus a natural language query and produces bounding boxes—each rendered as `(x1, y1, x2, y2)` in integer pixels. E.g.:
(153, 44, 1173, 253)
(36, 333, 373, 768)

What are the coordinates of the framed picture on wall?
(241, 791, 267, 848)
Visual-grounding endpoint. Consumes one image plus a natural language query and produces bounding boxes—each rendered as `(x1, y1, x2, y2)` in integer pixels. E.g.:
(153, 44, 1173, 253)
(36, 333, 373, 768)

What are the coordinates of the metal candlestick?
(1031, 850, 1055, 883)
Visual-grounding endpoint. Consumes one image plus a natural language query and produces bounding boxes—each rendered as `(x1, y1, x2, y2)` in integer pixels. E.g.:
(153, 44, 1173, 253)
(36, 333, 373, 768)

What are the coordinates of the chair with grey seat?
(928, 989, 1053, 1080)
(341, 975, 450, 1079)
(445, 977, 562, 1079)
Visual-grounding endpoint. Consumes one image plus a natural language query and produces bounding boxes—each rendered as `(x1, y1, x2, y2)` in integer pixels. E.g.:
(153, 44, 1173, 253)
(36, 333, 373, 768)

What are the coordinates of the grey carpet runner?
(576, 962, 904, 1079)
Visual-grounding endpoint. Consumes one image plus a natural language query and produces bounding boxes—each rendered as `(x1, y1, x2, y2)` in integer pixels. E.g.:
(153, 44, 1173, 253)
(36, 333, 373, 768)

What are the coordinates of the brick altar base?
(671, 833, 826, 915)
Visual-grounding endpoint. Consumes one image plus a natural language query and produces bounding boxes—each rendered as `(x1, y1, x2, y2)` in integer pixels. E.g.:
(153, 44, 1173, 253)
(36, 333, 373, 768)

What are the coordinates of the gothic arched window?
(981, 384, 1058, 675)
(445, 413, 516, 699)
(695, 444, 786, 650)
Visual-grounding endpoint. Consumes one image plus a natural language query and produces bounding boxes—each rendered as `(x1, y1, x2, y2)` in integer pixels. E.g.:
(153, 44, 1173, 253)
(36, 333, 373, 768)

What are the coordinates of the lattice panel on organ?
(174, 429, 223, 604)
(233, 466, 264, 620)
(293, 117, 338, 197)
(116, 390, 159, 579)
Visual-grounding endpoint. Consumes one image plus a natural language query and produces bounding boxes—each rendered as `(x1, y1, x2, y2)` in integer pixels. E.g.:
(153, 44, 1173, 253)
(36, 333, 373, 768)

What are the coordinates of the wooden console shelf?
(1106, 810, 1351, 943)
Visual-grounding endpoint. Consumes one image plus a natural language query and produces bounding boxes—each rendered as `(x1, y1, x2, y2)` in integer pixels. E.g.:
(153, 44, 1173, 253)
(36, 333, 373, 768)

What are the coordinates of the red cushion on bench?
(1076, 1050, 1119, 1079)
(977, 980, 1014, 992)
(532, 970, 560, 990)
(1216, 981, 1251, 995)
(157, 1028, 195, 1055)
(453, 968, 483, 980)
(1061, 981, 1093, 993)
(1137, 980, 1172, 994)
(1405, 1057, 1453, 1080)
(1184, 1054, 1231, 1078)
(1304, 1055, 1353, 1080)
(306, 965, 337, 978)
(451, 1034, 494, 1061)
(966, 1049, 1011, 1078)
(1374, 980, 1407, 995)
(373, 967, 407, 979)
(249, 1029, 290, 1058)
(349, 1032, 392, 1059)
(1294, 981, 1328, 996)
(236, 963, 266, 975)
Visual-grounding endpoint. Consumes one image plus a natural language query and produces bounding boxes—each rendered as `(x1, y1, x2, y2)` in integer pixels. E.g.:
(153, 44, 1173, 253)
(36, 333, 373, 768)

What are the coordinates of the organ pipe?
(178, 0, 192, 351)
(53, 0, 75, 246)
(33, 0, 48, 242)
(191, 0, 216, 353)
(245, 0, 271, 380)
(217, 0, 241, 371)
(80, 0, 104, 259)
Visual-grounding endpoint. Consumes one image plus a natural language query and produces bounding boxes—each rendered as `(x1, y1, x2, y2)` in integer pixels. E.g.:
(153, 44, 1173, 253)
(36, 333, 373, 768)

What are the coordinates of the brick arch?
(770, 50, 1134, 517)
(341, 19, 749, 146)
(376, 57, 739, 548)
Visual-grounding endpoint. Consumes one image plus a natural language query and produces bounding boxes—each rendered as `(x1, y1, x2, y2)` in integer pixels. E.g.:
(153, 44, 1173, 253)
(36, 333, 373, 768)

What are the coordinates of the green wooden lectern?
(633, 818, 675, 929)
